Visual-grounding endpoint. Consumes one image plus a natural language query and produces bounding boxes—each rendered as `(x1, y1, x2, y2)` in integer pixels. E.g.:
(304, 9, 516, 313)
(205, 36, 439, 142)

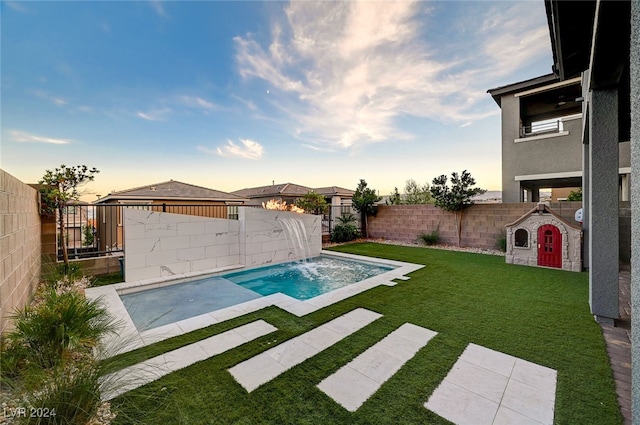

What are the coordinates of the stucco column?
(629, 1, 639, 422)
(588, 88, 619, 323)
(581, 72, 591, 270)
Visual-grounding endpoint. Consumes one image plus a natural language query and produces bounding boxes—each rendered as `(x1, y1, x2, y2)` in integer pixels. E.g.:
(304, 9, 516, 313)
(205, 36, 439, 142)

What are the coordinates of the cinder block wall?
(0, 169, 41, 334)
(368, 203, 583, 250)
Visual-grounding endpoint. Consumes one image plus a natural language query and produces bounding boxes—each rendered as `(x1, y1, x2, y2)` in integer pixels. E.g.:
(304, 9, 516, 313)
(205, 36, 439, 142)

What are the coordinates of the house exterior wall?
(501, 91, 583, 203)
(0, 170, 41, 334)
(630, 2, 639, 421)
(500, 91, 631, 203)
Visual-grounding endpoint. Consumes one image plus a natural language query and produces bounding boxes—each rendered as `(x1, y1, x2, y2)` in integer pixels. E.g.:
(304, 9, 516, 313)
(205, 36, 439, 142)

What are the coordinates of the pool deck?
(86, 251, 423, 358)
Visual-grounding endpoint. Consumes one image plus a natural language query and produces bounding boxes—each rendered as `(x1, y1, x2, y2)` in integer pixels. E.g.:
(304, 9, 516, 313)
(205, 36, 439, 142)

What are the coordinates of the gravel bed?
(323, 238, 506, 257)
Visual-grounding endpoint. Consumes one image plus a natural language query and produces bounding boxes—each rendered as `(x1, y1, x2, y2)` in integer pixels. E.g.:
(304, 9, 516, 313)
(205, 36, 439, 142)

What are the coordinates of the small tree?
(39, 165, 100, 267)
(403, 179, 433, 204)
(295, 191, 329, 215)
(430, 170, 485, 246)
(386, 187, 402, 205)
(352, 179, 381, 238)
(566, 188, 582, 201)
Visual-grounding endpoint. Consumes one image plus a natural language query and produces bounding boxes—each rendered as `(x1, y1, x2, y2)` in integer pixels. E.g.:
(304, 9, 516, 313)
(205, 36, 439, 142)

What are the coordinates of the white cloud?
(10, 130, 72, 145)
(202, 138, 264, 160)
(179, 96, 217, 112)
(136, 108, 171, 121)
(149, 1, 166, 17)
(4, 1, 28, 13)
(234, 1, 550, 151)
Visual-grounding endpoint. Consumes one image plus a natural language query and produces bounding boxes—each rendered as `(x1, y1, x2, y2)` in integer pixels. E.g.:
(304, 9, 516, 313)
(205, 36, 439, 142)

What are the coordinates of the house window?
(514, 229, 529, 247)
(227, 205, 239, 220)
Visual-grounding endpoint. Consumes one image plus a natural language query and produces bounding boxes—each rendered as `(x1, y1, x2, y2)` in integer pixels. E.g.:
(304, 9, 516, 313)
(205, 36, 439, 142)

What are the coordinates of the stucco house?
(93, 180, 247, 253)
(488, 75, 631, 204)
(542, 1, 637, 421)
(231, 182, 354, 208)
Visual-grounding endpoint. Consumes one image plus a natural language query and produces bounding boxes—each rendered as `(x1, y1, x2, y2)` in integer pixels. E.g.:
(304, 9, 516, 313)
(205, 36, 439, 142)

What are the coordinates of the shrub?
(7, 289, 117, 368)
(418, 229, 440, 246)
(331, 214, 361, 243)
(20, 361, 103, 425)
(496, 231, 507, 252)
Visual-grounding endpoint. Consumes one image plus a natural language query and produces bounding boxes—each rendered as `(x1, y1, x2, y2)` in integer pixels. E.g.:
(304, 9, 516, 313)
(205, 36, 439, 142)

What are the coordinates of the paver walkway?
(228, 308, 382, 392)
(318, 323, 437, 411)
(425, 344, 557, 425)
(599, 267, 632, 424)
(101, 320, 277, 400)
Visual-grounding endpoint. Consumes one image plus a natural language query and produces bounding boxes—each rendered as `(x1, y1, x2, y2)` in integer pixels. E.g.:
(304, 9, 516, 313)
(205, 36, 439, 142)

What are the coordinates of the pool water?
(226, 256, 396, 300)
(120, 255, 396, 331)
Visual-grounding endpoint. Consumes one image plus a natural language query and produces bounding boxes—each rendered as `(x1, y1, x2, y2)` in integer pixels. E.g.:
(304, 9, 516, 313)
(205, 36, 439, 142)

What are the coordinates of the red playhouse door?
(537, 225, 562, 268)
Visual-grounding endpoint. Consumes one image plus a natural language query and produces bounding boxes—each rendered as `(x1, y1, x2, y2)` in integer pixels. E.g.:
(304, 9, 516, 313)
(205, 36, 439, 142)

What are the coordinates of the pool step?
(228, 308, 383, 392)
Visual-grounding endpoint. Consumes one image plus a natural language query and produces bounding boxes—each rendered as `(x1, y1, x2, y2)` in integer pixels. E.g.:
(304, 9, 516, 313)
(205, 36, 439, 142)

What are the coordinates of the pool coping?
(86, 250, 424, 358)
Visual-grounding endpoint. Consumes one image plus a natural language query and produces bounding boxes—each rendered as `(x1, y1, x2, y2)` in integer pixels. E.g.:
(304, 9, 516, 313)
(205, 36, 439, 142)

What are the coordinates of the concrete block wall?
(368, 203, 583, 250)
(123, 207, 321, 282)
(0, 169, 41, 334)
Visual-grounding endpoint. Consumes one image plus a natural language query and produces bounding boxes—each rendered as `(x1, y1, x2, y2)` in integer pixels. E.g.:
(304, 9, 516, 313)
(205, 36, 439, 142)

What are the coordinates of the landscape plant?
(331, 214, 361, 243)
(352, 179, 381, 238)
(1, 277, 121, 425)
(82, 224, 95, 247)
(39, 165, 100, 267)
(430, 170, 485, 246)
(403, 179, 433, 204)
(418, 227, 440, 245)
(7, 288, 117, 368)
(295, 191, 329, 215)
(566, 188, 583, 201)
(386, 179, 433, 205)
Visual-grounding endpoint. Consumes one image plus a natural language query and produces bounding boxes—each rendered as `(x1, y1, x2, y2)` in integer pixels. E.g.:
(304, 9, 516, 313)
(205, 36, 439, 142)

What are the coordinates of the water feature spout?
(279, 217, 311, 262)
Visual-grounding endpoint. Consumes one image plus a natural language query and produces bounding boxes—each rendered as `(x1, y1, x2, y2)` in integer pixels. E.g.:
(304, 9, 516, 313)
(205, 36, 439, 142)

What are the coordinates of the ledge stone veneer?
(123, 207, 321, 282)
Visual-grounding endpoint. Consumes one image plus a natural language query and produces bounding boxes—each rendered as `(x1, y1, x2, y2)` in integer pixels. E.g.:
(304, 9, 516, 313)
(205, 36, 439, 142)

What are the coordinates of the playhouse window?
(515, 229, 529, 247)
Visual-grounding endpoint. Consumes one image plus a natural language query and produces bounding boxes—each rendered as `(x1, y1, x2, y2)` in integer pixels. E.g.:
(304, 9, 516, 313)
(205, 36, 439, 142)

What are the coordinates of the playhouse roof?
(505, 203, 582, 230)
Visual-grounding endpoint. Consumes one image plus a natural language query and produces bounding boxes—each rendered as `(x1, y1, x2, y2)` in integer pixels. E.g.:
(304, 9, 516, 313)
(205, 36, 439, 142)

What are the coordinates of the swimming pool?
(120, 255, 396, 331)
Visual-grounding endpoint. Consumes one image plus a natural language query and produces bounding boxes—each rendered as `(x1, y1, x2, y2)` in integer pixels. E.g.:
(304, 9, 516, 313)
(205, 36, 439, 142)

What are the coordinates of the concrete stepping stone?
(101, 320, 277, 400)
(228, 308, 383, 392)
(424, 343, 557, 425)
(317, 323, 437, 411)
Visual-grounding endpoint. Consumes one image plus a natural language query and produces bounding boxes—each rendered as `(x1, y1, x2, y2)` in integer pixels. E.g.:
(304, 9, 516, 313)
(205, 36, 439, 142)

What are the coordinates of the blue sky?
(1, 1, 552, 200)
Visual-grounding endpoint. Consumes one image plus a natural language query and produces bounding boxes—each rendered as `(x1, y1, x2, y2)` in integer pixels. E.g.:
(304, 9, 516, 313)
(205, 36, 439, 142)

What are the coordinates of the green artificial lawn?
(108, 243, 622, 425)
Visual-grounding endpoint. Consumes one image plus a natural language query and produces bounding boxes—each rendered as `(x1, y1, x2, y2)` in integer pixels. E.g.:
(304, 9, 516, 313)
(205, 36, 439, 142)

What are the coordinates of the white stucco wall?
(123, 207, 321, 282)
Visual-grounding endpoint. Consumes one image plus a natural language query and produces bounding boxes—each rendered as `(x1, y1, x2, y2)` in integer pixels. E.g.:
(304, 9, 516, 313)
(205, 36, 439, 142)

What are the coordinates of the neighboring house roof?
(232, 183, 355, 199)
(231, 183, 313, 198)
(95, 180, 246, 203)
(314, 186, 355, 198)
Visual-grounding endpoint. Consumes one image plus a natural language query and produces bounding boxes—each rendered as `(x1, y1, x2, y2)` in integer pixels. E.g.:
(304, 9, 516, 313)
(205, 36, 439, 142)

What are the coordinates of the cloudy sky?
(1, 1, 552, 199)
